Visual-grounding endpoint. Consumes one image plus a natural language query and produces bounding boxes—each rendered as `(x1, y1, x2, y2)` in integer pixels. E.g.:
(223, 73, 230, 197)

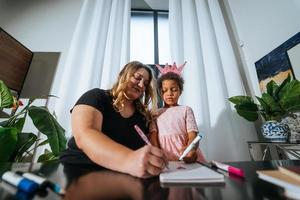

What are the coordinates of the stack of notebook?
(257, 166, 300, 199)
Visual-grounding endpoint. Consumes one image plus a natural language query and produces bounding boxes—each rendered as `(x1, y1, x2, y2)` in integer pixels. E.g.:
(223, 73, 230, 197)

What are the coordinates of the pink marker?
(211, 160, 244, 178)
(134, 125, 151, 145)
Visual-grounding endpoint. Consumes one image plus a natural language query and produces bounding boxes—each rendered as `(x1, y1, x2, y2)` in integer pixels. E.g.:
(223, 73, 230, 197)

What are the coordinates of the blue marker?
(2, 171, 39, 194)
(19, 172, 64, 195)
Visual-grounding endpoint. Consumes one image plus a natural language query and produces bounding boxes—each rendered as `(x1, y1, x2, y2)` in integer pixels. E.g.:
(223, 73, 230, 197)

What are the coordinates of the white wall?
(0, 0, 83, 52)
(0, 0, 84, 98)
(0, 0, 84, 160)
(0, 0, 84, 123)
(225, 0, 300, 96)
(288, 43, 300, 79)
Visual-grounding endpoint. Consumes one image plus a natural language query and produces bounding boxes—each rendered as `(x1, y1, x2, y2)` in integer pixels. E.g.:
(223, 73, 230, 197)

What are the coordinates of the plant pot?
(281, 112, 300, 143)
(261, 120, 290, 143)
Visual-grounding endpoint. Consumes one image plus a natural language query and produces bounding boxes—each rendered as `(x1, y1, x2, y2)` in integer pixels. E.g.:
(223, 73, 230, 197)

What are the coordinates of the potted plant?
(228, 75, 300, 142)
(0, 80, 67, 162)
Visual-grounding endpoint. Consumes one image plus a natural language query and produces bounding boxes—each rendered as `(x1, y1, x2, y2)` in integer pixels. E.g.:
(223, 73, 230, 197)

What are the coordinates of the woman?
(60, 61, 168, 178)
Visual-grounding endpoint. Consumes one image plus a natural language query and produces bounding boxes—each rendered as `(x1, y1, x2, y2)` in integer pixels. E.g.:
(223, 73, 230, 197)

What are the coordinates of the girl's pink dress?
(150, 105, 205, 162)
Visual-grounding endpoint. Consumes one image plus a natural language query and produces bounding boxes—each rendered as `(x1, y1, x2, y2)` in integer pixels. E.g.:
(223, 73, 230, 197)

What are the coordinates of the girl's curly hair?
(157, 72, 184, 93)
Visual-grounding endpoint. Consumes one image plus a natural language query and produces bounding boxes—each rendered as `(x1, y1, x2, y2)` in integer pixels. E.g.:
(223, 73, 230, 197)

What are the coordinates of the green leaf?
(279, 80, 300, 106)
(228, 96, 259, 121)
(28, 106, 66, 156)
(13, 132, 37, 162)
(0, 80, 14, 109)
(228, 96, 253, 104)
(37, 139, 49, 147)
(256, 96, 270, 112)
(234, 102, 258, 121)
(14, 117, 26, 133)
(281, 95, 300, 109)
(274, 74, 291, 100)
(286, 104, 300, 112)
(0, 119, 10, 127)
(266, 80, 278, 98)
(261, 93, 280, 112)
(279, 80, 300, 97)
(0, 127, 18, 162)
(37, 151, 58, 162)
(236, 109, 258, 121)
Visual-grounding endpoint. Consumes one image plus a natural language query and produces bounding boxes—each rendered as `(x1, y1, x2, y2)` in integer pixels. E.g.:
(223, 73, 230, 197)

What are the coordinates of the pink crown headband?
(155, 61, 187, 76)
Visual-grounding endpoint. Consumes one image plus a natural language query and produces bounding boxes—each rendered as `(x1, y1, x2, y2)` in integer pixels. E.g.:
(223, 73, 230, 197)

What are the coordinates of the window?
(130, 10, 171, 66)
(157, 12, 170, 64)
(130, 11, 154, 64)
(130, 10, 170, 107)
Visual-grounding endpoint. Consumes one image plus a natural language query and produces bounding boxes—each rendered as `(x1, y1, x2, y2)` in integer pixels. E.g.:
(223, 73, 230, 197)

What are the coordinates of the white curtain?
(169, 0, 258, 161)
(51, 0, 130, 137)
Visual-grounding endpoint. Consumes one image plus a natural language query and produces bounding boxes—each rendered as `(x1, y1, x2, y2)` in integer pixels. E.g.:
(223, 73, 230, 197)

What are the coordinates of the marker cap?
(228, 166, 244, 177)
(18, 179, 39, 193)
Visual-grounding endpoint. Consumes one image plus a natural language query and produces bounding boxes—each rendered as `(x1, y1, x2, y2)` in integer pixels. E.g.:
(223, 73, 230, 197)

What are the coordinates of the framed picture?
(255, 32, 300, 92)
(0, 27, 33, 95)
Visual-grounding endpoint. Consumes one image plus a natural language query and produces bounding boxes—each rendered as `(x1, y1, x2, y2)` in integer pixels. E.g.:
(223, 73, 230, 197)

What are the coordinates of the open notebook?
(160, 161, 224, 184)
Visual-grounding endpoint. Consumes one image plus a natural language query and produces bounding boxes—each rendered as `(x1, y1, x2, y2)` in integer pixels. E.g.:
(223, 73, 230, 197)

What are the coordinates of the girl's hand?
(125, 145, 168, 178)
(179, 147, 198, 163)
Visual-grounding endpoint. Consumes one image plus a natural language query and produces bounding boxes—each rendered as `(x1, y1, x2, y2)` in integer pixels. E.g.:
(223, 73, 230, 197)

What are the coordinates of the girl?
(150, 62, 206, 163)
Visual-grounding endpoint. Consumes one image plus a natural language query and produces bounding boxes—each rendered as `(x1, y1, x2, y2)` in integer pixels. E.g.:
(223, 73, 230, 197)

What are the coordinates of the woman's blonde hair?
(110, 61, 157, 123)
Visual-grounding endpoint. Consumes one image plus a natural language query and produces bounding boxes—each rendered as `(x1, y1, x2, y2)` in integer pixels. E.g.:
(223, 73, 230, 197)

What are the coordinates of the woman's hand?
(125, 145, 168, 178)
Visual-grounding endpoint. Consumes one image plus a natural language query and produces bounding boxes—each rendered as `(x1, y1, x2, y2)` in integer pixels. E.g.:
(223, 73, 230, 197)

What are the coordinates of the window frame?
(131, 9, 169, 107)
(131, 9, 169, 67)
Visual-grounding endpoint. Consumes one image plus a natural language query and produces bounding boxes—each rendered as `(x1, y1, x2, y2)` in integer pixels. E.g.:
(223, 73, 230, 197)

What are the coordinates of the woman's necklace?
(120, 105, 135, 118)
(120, 95, 135, 118)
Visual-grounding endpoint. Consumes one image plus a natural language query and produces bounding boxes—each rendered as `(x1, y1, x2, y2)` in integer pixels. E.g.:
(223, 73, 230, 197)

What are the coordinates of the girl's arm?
(149, 130, 160, 148)
(181, 107, 200, 163)
(72, 105, 167, 178)
(149, 120, 160, 147)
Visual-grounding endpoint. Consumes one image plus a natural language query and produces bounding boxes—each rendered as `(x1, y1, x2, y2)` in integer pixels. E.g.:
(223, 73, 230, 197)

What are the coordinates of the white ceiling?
(131, 0, 169, 10)
(144, 0, 168, 10)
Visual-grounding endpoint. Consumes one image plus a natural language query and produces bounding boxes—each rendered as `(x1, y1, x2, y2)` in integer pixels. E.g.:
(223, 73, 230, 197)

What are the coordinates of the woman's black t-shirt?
(60, 88, 148, 164)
